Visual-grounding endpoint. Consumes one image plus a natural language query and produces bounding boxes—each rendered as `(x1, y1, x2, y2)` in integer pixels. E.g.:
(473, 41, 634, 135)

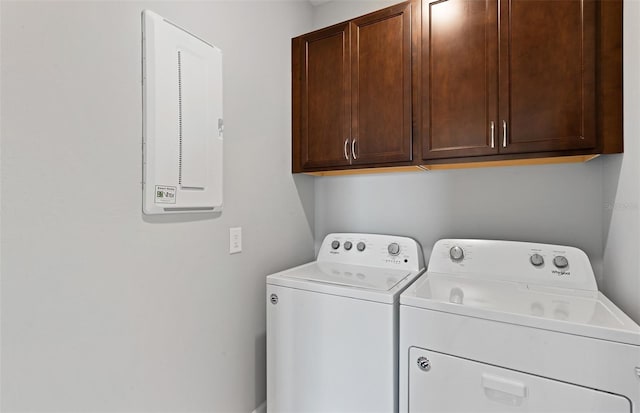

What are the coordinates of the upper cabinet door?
(499, 0, 596, 154)
(350, 2, 413, 165)
(297, 24, 351, 170)
(422, 0, 499, 160)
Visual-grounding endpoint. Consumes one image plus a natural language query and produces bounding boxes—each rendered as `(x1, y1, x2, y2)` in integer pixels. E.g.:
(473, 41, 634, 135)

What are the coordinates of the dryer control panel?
(428, 239, 597, 292)
(317, 233, 424, 272)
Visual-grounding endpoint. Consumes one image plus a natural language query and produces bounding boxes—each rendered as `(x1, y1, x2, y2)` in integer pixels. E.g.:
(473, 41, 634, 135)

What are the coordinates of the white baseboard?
(252, 400, 266, 413)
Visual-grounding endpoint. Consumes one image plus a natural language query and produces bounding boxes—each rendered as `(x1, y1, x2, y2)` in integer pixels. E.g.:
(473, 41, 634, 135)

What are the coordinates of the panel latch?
(417, 356, 431, 372)
(218, 118, 224, 137)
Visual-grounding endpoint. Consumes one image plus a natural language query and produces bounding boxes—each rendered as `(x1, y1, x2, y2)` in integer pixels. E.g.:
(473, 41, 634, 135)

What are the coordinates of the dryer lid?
(401, 272, 640, 346)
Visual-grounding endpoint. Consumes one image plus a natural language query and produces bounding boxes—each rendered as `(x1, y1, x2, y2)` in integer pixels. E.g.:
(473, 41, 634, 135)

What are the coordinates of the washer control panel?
(428, 239, 597, 292)
(317, 233, 424, 272)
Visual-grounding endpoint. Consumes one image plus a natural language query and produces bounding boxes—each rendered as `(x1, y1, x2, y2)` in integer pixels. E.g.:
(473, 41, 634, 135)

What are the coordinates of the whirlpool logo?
(552, 270, 571, 277)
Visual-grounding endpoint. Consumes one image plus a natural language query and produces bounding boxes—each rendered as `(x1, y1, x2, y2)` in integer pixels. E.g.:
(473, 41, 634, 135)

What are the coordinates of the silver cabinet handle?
(490, 121, 495, 148)
(502, 120, 508, 148)
(352, 138, 358, 160)
(344, 138, 350, 160)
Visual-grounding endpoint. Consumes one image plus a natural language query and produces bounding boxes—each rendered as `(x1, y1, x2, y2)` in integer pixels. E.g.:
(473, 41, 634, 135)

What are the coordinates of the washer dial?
(344, 241, 353, 251)
(331, 240, 340, 250)
(449, 246, 464, 262)
(356, 242, 366, 252)
(388, 243, 401, 256)
(530, 253, 544, 267)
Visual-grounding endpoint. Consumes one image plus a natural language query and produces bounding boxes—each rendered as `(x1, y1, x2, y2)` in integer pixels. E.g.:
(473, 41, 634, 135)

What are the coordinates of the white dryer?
(267, 233, 425, 413)
(399, 239, 640, 413)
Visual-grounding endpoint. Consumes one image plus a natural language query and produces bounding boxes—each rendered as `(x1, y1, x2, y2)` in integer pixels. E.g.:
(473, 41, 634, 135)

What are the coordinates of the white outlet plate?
(230, 227, 242, 254)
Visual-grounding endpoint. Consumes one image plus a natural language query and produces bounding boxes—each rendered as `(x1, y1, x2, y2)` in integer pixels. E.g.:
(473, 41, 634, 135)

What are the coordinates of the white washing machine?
(267, 233, 425, 413)
(399, 239, 640, 413)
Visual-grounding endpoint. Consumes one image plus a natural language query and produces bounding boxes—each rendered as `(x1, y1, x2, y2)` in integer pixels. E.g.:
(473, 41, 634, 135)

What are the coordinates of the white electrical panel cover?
(142, 10, 223, 214)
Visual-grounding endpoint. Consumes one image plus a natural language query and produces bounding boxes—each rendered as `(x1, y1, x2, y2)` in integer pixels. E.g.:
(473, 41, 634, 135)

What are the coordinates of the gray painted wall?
(1, 1, 314, 411)
(312, 0, 398, 29)
(1, 1, 638, 412)
(601, 1, 640, 324)
(312, 0, 640, 323)
(315, 163, 604, 278)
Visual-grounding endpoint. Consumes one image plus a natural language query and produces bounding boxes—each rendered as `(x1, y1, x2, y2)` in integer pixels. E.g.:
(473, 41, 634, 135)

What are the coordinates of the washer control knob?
(344, 241, 353, 251)
(553, 256, 569, 269)
(449, 246, 464, 262)
(331, 240, 340, 250)
(530, 253, 544, 267)
(357, 242, 366, 252)
(388, 243, 401, 256)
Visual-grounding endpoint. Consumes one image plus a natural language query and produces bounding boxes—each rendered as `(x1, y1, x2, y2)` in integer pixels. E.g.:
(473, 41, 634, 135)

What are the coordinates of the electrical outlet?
(230, 227, 242, 254)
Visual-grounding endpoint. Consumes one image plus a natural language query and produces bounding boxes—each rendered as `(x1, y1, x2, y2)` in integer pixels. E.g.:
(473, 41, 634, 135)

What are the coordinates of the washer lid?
(281, 262, 412, 291)
(267, 261, 423, 303)
(400, 273, 640, 346)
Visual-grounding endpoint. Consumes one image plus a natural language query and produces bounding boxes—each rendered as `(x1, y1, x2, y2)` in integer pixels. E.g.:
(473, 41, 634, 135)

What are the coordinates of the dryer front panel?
(408, 347, 631, 413)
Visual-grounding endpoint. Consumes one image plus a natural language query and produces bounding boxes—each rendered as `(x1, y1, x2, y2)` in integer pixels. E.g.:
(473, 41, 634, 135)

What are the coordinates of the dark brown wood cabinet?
(294, 23, 351, 170)
(293, 0, 622, 174)
(421, 0, 599, 161)
(421, 0, 499, 160)
(292, 2, 413, 173)
(499, 0, 597, 154)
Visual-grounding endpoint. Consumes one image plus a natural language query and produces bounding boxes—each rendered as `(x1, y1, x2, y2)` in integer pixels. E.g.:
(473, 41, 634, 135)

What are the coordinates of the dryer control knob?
(357, 242, 366, 252)
(331, 240, 340, 250)
(344, 241, 353, 251)
(530, 253, 544, 267)
(553, 255, 569, 269)
(449, 246, 464, 262)
(388, 243, 401, 256)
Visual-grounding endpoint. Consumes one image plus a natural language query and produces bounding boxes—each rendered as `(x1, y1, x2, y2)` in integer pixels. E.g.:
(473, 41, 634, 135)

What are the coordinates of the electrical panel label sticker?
(155, 185, 176, 204)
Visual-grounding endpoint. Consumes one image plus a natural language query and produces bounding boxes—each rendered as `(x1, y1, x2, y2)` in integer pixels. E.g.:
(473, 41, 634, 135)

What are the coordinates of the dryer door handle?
(482, 373, 527, 405)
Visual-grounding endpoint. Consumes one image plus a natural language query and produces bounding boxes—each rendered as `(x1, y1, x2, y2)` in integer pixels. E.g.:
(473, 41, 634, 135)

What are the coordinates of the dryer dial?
(553, 256, 569, 269)
(530, 253, 544, 267)
(449, 246, 464, 262)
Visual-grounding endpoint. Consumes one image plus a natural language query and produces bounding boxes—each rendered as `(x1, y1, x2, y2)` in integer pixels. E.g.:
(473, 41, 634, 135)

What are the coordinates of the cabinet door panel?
(300, 24, 351, 169)
(351, 3, 412, 165)
(500, 0, 596, 153)
(422, 0, 498, 160)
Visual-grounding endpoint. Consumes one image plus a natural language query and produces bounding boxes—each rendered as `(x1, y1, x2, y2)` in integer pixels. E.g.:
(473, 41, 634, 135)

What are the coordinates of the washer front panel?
(267, 284, 395, 413)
